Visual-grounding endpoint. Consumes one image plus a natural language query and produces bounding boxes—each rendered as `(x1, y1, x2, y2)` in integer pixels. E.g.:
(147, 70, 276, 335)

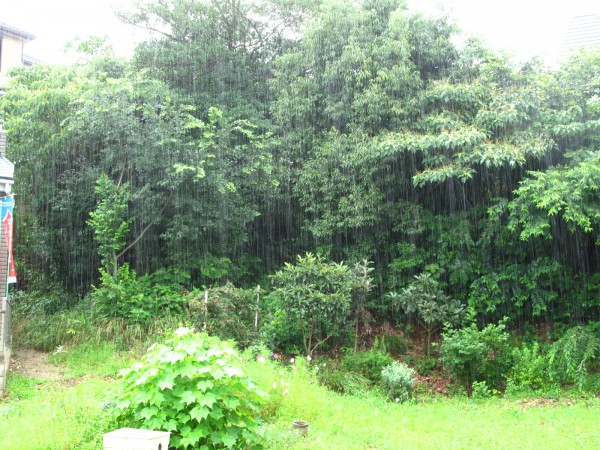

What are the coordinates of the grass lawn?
(265, 394, 600, 449)
(0, 375, 112, 450)
(253, 361, 600, 450)
(1, 344, 598, 450)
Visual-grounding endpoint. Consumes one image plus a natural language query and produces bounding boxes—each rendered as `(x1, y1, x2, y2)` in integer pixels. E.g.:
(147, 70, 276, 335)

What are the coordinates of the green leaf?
(189, 405, 210, 422)
(139, 405, 158, 420)
(223, 397, 241, 410)
(179, 390, 195, 406)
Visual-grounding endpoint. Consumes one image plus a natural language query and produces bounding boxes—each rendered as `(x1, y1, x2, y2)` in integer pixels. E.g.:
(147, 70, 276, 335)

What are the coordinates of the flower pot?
(292, 420, 309, 436)
(102, 428, 170, 450)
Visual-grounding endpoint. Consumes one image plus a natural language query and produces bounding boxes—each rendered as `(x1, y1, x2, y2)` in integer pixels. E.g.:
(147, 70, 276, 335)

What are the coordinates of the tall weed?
(341, 338, 394, 384)
(507, 342, 550, 392)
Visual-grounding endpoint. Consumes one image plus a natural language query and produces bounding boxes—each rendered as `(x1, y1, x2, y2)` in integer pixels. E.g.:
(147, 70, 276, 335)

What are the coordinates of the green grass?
(247, 358, 600, 450)
(263, 392, 600, 449)
(0, 340, 138, 450)
(0, 374, 114, 450)
(2, 341, 599, 450)
(47, 341, 138, 378)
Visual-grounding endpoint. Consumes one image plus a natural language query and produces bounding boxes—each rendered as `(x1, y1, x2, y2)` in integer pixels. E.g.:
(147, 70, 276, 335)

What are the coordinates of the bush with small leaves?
(315, 360, 372, 396)
(390, 273, 465, 357)
(441, 321, 513, 396)
(260, 292, 304, 354)
(471, 381, 497, 398)
(342, 338, 394, 384)
(91, 266, 190, 325)
(91, 264, 147, 324)
(270, 253, 353, 357)
(507, 342, 550, 392)
(415, 356, 438, 376)
(189, 283, 263, 348)
(381, 361, 415, 402)
(112, 328, 265, 449)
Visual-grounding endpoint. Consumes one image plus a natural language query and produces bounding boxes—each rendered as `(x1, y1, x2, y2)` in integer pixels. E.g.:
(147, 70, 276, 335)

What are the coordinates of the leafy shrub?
(467, 258, 560, 320)
(91, 264, 143, 322)
(342, 339, 394, 384)
(112, 328, 265, 449)
(197, 253, 263, 287)
(390, 272, 465, 356)
(471, 381, 497, 398)
(189, 283, 262, 348)
(91, 265, 189, 325)
(587, 321, 600, 336)
(441, 322, 513, 396)
(584, 372, 600, 393)
(315, 360, 372, 396)
(198, 254, 237, 284)
(507, 342, 550, 391)
(139, 268, 191, 315)
(415, 356, 438, 376)
(350, 260, 376, 352)
(548, 325, 600, 389)
(270, 253, 353, 356)
(91, 264, 155, 324)
(260, 292, 304, 354)
(381, 333, 410, 356)
(381, 361, 415, 402)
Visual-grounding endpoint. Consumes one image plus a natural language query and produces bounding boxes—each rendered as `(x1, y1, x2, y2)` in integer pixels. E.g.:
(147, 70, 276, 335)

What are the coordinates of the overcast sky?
(2, 0, 600, 65)
(1, 0, 143, 64)
(408, 0, 600, 63)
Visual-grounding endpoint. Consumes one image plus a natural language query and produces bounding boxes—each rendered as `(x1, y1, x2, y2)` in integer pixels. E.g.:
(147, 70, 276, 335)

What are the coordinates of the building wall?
(0, 34, 26, 86)
(562, 14, 600, 58)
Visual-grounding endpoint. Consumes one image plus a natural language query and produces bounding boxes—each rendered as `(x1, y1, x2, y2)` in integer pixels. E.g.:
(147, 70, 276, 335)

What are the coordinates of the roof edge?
(0, 22, 36, 41)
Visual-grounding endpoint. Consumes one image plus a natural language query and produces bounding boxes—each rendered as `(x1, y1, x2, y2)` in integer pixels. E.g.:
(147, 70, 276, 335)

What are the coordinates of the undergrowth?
(12, 297, 184, 352)
(2, 327, 600, 450)
(1, 375, 114, 450)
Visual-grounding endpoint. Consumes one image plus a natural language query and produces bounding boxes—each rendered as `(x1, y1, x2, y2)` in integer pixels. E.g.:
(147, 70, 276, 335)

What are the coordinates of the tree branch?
(115, 189, 174, 260)
(311, 322, 337, 355)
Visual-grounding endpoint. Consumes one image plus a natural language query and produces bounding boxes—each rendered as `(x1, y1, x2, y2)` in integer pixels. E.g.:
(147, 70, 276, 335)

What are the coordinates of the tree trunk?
(111, 251, 118, 277)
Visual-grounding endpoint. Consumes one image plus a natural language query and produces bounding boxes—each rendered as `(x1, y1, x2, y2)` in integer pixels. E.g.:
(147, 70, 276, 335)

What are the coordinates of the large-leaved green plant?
(270, 253, 353, 357)
(112, 328, 265, 449)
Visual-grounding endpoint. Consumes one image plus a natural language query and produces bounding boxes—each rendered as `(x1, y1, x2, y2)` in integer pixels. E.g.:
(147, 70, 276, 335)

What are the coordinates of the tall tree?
(1, 51, 277, 291)
(119, 0, 320, 115)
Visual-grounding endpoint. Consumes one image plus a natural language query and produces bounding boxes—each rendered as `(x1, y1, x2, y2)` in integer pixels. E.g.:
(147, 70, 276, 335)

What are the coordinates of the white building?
(0, 22, 36, 90)
(562, 14, 600, 57)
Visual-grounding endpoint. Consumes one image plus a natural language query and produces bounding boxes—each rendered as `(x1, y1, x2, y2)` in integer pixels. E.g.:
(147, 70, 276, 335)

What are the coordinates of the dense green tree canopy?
(121, 0, 320, 115)
(1, 52, 276, 289)
(1, 0, 599, 327)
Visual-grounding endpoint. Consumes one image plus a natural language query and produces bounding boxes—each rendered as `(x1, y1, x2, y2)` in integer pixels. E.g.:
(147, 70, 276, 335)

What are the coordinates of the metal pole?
(254, 285, 260, 328)
(204, 290, 208, 331)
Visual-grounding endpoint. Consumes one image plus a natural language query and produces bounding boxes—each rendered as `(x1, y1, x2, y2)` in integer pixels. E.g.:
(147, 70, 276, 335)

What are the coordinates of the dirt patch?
(9, 348, 62, 380)
(517, 398, 577, 410)
(414, 372, 451, 396)
(518, 398, 558, 410)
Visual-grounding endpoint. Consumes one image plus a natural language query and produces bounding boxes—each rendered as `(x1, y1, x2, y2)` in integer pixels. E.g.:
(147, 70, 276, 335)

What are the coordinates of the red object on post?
(1, 197, 15, 284)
